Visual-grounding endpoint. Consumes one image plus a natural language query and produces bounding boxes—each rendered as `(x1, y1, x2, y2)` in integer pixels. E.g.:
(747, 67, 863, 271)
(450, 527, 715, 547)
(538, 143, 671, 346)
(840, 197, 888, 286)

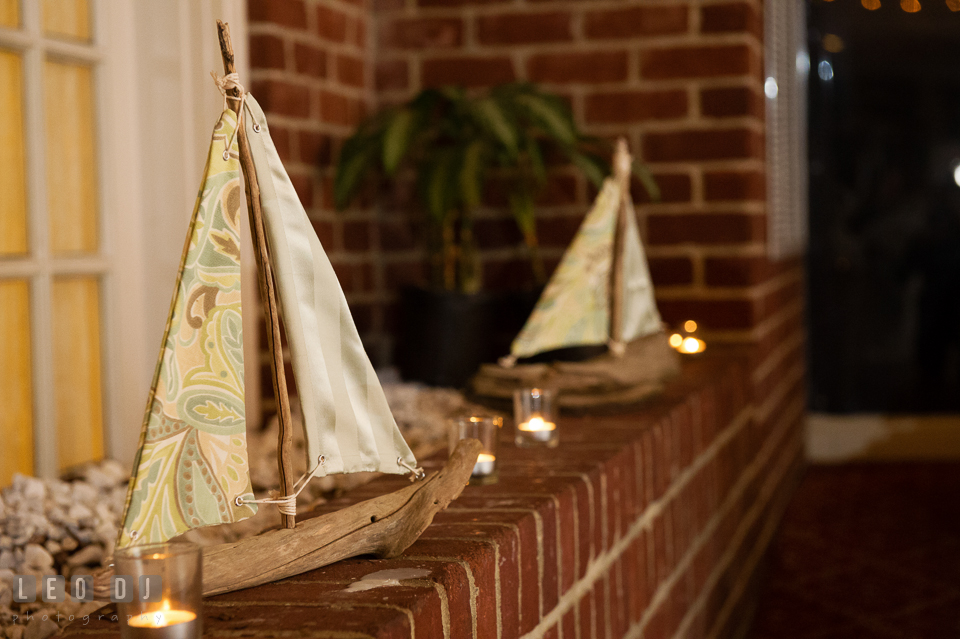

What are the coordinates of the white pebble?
(65, 546, 102, 568)
(0, 569, 13, 589)
(22, 547, 52, 572)
(23, 616, 58, 639)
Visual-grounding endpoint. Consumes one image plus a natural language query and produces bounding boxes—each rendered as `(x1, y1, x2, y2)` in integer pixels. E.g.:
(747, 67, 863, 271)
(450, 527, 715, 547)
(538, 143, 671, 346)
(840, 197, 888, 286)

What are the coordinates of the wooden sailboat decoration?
(94, 22, 480, 598)
(472, 139, 680, 408)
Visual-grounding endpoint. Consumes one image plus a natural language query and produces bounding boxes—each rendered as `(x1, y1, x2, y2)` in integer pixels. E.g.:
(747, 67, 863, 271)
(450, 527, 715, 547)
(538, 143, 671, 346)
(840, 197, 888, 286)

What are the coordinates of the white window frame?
(0, 0, 251, 477)
(765, 0, 810, 260)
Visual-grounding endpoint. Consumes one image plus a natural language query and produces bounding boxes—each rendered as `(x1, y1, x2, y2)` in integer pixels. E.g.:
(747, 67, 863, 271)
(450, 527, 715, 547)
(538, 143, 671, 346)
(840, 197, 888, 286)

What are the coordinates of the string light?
(832, 0, 960, 10)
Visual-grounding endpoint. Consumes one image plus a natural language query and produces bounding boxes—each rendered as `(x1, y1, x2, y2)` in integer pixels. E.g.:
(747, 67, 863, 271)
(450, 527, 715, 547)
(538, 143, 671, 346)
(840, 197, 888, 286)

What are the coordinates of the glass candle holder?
(114, 542, 202, 639)
(514, 388, 559, 448)
(449, 416, 501, 484)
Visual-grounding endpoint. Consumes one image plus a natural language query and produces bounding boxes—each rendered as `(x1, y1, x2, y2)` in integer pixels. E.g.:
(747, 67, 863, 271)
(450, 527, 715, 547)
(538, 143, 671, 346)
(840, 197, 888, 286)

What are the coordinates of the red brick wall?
(247, 0, 388, 391)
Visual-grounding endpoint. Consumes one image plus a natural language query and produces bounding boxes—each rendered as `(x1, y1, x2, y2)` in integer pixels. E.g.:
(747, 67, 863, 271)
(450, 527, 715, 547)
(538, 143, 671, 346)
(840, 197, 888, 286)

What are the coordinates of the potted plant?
(334, 83, 658, 386)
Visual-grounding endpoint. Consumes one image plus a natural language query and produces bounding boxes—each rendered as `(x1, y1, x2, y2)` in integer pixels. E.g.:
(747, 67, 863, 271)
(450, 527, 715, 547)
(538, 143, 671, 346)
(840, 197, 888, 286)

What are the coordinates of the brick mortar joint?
(630, 393, 804, 639)
(519, 403, 755, 638)
(751, 330, 806, 385)
(669, 403, 804, 639)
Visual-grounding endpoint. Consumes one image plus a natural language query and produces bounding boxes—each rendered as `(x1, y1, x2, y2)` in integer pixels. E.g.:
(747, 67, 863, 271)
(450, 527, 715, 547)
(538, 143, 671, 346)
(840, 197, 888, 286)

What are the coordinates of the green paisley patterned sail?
(507, 151, 662, 361)
(509, 180, 619, 359)
(118, 110, 256, 547)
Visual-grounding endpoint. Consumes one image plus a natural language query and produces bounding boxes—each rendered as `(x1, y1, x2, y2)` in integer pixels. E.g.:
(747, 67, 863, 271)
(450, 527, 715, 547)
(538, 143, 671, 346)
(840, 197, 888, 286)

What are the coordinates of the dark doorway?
(807, 0, 960, 412)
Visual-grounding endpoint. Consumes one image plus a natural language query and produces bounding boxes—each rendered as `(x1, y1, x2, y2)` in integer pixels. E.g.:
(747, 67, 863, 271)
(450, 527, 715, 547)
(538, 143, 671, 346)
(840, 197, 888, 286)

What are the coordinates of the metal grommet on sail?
(222, 149, 230, 161)
(253, 122, 261, 133)
(235, 495, 244, 507)
(398, 457, 425, 481)
(129, 530, 139, 540)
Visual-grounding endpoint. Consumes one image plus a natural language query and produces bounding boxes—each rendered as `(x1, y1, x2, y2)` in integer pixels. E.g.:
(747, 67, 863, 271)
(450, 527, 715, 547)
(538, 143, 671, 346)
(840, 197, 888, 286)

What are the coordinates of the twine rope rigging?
(237, 456, 327, 516)
(237, 455, 425, 515)
(211, 71, 258, 159)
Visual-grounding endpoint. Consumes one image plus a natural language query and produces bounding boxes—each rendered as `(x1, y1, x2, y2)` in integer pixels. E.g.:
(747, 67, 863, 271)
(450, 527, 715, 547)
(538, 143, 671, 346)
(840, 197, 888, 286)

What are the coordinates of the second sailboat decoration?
(472, 139, 680, 407)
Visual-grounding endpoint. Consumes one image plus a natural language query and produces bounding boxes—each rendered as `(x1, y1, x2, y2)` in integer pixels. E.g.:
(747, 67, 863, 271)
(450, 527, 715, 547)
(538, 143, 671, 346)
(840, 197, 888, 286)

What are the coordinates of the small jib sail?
(503, 139, 662, 365)
(117, 80, 417, 549)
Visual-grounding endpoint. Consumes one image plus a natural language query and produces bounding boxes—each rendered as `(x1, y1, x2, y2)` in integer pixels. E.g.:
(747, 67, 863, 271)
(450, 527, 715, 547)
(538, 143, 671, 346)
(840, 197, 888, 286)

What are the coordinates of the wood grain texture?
(608, 139, 632, 348)
(472, 331, 680, 408)
(93, 439, 482, 598)
(217, 21, 296, 530)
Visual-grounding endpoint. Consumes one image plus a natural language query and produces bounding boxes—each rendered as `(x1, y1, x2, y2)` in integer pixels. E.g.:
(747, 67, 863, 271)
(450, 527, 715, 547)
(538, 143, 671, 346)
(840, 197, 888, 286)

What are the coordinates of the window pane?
(53, 277, 103, 471)
(0, 0, 18, 29)
(42, 0, 90, 41)
(45, 60, 98, 254)
(0, 50, 27, 256)
(0, 280, 33, 487)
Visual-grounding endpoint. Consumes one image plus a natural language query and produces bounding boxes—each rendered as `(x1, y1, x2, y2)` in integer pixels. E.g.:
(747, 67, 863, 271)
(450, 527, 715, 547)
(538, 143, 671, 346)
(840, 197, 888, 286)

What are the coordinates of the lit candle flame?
(680, 337, 705, 354)
(519, 416, 556, 432)
(127, 600, 197, 629)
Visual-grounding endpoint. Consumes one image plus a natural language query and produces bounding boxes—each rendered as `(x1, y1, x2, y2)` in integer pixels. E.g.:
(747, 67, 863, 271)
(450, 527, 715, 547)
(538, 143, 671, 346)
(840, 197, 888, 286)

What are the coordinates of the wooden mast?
(217, 21, 296, 529)
(608, 138, 632, 352)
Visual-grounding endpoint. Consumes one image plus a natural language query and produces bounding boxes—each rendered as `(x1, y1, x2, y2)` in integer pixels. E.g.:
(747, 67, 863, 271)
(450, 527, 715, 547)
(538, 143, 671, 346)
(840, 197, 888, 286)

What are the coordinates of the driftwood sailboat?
(94, 23, 479, 598)
(472, 139, 679, 408)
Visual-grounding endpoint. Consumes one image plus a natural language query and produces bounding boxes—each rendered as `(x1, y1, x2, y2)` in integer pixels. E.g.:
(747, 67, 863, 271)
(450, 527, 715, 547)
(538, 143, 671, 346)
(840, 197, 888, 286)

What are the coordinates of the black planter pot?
(395, 286, 540, 388)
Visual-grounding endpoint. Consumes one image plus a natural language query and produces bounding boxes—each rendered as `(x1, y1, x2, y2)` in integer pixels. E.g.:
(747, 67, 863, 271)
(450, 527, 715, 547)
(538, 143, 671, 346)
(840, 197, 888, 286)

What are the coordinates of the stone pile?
(0, 460, 129, 638)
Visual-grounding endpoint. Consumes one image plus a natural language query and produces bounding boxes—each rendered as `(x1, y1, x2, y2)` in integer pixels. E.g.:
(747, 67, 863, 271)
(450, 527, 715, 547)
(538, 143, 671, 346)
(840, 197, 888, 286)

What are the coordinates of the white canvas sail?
(505, 141, 662, 363)
(243, 96, 417, 477)
(619, 192, 662, 343)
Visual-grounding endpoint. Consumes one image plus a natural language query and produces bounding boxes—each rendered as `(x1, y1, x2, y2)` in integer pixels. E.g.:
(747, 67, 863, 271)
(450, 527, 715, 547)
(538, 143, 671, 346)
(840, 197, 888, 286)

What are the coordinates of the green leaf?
(632, 159, 661, 202)
(515, 93, 577, 146)
(421, 154, 456, 222)
(473, 97, 518, 156)
(524, 137, 546, 185)
(382, 108, 417, 176)
(460, 140, 486, 209)
(333, 134, 377, 210)
(570, 151, 608, 189)
(508, 190, 536, 237)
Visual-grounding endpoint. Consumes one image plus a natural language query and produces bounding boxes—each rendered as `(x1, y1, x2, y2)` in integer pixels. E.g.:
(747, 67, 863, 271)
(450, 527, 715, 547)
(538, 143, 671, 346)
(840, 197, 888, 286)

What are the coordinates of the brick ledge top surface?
(61, 349, 751, 639)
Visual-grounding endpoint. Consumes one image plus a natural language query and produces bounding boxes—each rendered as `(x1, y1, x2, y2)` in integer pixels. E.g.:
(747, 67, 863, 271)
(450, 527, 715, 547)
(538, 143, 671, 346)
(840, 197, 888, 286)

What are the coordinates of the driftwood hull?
(472, 332, 681, 408)
(94, 440, 481, 598)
